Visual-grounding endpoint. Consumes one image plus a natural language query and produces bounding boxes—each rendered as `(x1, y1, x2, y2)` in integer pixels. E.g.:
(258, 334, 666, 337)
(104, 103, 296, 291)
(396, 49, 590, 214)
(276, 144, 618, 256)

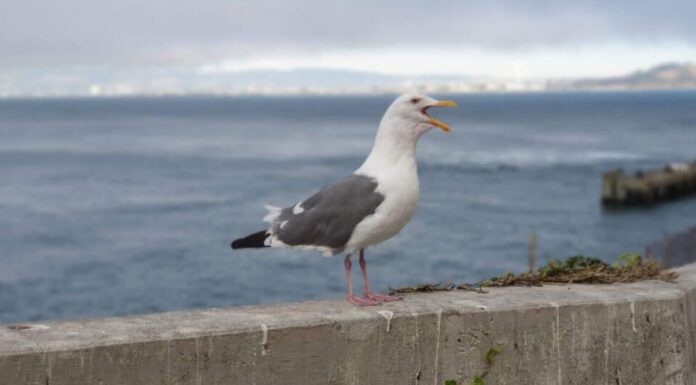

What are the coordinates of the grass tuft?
(481, 255, 677, 287)
(389, 254, 677, 295)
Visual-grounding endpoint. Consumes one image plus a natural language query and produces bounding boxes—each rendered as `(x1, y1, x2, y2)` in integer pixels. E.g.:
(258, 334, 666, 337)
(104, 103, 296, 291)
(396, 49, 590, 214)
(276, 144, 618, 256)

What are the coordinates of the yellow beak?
(427, 100, 457, 132)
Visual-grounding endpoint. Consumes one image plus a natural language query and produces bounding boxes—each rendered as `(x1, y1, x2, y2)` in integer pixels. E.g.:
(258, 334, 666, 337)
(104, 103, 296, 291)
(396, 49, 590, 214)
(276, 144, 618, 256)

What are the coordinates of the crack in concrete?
(550, 302, 562, 385)
(195, 337, 202, 385)
(412, 310, 421, 384)
(433, 308, 442, 385)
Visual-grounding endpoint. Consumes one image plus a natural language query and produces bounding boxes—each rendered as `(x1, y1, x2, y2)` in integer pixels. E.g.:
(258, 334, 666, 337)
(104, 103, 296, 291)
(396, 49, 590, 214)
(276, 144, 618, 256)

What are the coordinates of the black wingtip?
(230, 238, 248, 249)
(230, 230, 269, 250)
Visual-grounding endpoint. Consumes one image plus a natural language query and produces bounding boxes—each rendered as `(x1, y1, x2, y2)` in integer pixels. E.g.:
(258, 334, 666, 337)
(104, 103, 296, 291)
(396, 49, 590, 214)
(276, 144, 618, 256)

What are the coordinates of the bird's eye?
(410, 97, 421, 104)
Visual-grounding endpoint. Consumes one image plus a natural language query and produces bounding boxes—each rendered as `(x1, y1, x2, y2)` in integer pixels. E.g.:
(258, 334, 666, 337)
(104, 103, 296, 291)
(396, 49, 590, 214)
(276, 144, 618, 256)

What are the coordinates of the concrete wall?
(3, 263, 696, 385)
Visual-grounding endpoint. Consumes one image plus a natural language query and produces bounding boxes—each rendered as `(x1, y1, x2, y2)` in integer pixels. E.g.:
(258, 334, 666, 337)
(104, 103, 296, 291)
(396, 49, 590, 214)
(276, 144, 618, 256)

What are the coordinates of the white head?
(358, 93, 457, 173)
(380, 93, 457, 140)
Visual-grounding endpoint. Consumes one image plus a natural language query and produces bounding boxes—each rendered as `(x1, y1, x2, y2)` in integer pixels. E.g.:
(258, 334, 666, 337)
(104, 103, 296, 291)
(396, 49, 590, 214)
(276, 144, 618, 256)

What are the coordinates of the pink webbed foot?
(365, 291, 402, 302)
(347, 294, 381, 306)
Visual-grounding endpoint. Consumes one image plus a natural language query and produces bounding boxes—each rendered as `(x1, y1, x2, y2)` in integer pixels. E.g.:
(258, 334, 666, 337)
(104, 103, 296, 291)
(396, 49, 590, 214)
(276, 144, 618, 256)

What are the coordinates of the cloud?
(2, 0, 696, 68)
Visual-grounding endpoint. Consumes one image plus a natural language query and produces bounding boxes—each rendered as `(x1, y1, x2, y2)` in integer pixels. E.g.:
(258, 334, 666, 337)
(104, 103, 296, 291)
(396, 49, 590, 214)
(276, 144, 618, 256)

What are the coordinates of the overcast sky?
(2, 0, 696, 89)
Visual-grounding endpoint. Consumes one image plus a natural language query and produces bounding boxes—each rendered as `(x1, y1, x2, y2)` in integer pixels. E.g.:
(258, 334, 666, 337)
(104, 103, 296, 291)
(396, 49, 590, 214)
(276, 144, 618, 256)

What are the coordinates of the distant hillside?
(5, 62, 696, 98)
(0, 67, 483, 97)
(553, 63, 696, 91)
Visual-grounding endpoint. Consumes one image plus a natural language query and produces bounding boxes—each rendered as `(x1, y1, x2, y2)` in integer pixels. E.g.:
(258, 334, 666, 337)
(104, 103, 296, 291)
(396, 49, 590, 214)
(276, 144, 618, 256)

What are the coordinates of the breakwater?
(602, 162, 696, 206)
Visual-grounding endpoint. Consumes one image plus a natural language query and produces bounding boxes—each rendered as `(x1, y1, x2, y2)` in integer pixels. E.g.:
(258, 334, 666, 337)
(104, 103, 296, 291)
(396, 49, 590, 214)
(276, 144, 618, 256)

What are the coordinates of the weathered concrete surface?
(2, 263, 696, 385)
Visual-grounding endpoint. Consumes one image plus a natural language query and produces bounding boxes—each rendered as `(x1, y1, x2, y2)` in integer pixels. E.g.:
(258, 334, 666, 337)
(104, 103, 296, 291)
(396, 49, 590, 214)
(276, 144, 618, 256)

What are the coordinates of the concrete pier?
(3, 263, 696, 385)
(602, 161, 696, 206)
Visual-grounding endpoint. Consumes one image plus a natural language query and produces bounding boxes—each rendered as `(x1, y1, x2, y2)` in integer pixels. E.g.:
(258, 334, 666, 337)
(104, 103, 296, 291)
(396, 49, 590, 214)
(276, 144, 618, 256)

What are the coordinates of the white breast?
(345, 162, 420, 253)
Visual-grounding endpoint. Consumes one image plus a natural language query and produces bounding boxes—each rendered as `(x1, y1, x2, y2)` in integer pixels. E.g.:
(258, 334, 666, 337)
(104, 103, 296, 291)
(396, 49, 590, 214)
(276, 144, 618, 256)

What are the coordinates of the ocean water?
(1, 91, 696, 324)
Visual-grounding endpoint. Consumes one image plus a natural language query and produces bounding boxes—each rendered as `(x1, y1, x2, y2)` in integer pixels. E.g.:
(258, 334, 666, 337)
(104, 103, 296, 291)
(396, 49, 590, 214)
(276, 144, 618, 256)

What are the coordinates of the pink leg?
(359, 249, 401, 302)
(344, 254, 380, 306)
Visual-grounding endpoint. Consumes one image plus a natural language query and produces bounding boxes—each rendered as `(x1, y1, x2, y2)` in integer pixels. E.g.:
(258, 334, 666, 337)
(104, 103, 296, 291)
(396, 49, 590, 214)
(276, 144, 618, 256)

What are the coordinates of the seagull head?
(383, 93, 457, 137)
(360, 93, 458, 171)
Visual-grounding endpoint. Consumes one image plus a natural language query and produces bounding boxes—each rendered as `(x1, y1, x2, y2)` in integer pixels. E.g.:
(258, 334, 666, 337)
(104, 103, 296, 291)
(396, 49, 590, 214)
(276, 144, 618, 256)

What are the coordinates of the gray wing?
(271, 174, 385, 251)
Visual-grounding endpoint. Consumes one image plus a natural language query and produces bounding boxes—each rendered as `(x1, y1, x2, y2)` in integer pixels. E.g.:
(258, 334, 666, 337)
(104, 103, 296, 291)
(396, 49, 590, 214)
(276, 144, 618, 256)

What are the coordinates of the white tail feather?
(263, 204, 281, 223)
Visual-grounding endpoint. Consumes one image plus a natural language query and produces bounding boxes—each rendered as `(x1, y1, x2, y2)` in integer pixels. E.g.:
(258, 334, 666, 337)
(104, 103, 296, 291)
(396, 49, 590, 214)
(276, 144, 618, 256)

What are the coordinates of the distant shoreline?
(3, 87, 696, 101)
(3, 63, 695, 100)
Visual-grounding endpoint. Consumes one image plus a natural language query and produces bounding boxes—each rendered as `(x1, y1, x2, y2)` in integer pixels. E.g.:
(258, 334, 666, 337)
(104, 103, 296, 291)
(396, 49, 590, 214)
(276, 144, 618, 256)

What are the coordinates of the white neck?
(356, 115, 428, 177)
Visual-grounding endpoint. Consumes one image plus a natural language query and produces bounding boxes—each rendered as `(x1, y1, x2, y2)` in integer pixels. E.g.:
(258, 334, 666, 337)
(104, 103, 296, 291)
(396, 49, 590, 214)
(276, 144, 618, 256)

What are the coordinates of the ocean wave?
(420, 149, 650, 170)
(110, 197, 232, 215)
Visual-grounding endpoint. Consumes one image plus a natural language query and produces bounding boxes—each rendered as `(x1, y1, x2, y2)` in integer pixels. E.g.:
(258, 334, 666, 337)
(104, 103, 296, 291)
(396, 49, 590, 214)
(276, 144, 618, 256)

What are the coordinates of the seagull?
(231, 93, 457, 305)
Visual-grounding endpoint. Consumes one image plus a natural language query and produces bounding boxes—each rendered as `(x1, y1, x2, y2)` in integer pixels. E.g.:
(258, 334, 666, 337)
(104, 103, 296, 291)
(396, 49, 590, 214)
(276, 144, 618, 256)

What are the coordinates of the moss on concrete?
(481, 254, 677, 287)
(391, 254, 677, 295)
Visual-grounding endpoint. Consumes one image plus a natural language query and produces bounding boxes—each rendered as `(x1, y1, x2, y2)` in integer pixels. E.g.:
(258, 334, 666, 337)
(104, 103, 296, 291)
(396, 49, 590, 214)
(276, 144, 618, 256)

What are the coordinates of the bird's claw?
(365, 291, 402, 302)
(347, 294, 381, 306)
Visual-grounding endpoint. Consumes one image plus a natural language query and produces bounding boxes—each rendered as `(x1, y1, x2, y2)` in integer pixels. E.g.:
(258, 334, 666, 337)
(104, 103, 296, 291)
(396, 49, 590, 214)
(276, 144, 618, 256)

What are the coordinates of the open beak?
(422, 100, 457, 132)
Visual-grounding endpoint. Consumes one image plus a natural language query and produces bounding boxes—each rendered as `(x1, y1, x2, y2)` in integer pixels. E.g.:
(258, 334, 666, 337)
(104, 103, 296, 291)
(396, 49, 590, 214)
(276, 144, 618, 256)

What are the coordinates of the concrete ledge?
(3, 264, 696, 385)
